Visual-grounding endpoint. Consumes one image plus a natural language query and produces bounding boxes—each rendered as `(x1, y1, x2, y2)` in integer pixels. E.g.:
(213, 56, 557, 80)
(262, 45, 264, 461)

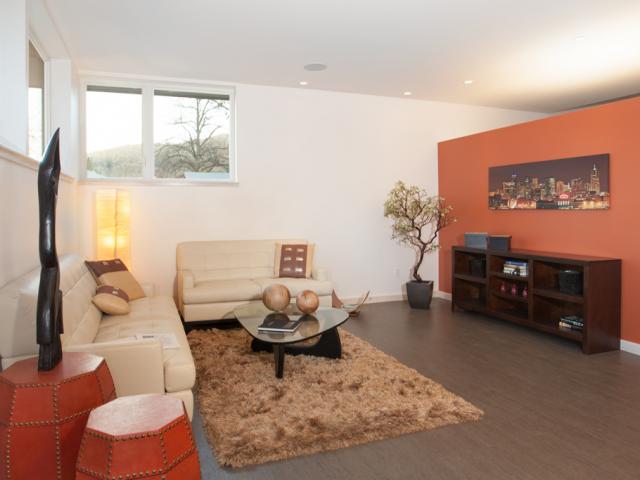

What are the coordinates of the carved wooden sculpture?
(36, 128, 63, 371)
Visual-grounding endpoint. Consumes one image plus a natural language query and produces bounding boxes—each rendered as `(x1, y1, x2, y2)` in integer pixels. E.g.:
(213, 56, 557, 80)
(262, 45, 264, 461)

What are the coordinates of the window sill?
(77, 177, 239, 187)
(0, 144, 75, 184)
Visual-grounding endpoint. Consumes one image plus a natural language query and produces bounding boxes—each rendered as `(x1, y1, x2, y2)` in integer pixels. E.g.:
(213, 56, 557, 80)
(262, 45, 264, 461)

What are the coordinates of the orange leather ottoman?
(76, 394, 200, 479)
(0, 352, 115, 480)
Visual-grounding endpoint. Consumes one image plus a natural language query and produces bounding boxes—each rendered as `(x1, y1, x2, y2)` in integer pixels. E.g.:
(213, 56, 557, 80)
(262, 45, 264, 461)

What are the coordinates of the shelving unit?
(451, 246, 621, 354)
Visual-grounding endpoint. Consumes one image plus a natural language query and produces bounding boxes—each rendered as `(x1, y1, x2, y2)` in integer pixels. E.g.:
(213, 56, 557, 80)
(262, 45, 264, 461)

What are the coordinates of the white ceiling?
(45, 0, 640, 112)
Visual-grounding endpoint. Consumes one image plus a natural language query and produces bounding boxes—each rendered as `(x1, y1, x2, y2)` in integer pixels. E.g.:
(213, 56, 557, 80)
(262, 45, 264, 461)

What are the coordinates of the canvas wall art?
(488, 154, 610, 210)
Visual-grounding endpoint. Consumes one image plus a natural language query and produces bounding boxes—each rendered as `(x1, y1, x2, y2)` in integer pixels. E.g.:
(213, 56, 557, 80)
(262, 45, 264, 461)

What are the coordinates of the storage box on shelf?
(451, 246, 621, 354)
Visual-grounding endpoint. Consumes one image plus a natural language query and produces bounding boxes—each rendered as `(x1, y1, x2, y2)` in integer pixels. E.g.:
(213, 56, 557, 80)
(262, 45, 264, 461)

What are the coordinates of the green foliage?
(87, 145, 143, 178)
(384, 181, 455, 282)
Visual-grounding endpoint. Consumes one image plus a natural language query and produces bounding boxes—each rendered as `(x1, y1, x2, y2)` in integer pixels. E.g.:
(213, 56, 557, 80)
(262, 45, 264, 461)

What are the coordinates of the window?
(84, 82, 235, 182)
(28, 42, 45, 159)
(86, 87, 143, 178)
(154, 91, 231, 180)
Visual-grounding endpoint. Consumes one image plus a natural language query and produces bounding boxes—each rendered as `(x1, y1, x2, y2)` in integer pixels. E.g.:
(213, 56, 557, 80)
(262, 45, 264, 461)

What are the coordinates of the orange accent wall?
(438, 96, 640, 344)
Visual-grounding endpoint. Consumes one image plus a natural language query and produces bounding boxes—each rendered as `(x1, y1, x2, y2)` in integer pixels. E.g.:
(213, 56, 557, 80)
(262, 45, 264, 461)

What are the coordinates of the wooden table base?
(251, 327, 343, 378)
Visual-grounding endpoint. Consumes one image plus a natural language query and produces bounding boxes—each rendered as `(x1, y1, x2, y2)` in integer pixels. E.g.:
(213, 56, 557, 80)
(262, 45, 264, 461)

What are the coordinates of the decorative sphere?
(296, 290, 320, 314)
(262, 284, 291, 312)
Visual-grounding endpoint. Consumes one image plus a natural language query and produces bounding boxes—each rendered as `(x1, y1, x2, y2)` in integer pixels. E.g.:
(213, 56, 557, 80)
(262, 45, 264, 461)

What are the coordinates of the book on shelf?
(503, 260, 528, 277)
(258, 313, 302, 333)
(559, 321, 583, 331)
(560, 315, 584, 329)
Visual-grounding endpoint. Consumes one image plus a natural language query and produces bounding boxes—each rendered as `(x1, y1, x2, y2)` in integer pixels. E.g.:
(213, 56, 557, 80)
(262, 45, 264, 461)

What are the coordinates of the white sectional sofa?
(177, 239, 333, 323)
(0, 254, 196, 418)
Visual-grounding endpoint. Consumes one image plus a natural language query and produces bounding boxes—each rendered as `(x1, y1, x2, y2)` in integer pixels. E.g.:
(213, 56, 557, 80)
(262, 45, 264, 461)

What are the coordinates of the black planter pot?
(406, 280, 434, 309)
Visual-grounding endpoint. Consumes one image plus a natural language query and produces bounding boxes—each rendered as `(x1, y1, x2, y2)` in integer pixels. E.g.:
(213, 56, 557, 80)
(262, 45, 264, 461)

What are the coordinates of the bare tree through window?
(154, 91, 231, 179)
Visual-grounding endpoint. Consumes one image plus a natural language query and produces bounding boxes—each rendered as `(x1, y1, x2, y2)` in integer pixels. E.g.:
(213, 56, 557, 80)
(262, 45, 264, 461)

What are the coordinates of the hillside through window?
(86, 86, 143, 178)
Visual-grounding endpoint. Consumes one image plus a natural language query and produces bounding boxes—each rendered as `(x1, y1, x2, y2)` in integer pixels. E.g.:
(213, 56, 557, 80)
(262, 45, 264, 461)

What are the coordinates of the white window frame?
(27, 34, 50, 160)
(80, 75, 237, 185)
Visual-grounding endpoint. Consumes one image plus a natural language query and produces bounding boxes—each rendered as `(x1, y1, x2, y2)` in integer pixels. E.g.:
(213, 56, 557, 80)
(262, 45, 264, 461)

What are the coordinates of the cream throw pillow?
(92, 285, 131, 315)
(85, 259, 146, 300)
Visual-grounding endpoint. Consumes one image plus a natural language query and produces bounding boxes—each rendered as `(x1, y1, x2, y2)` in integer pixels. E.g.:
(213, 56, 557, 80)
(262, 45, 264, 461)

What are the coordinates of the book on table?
(258, 313, 302, 333)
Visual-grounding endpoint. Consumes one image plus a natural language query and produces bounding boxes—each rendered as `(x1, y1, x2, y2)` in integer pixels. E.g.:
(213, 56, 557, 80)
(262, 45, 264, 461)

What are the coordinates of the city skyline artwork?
(488, 154, 610, 210)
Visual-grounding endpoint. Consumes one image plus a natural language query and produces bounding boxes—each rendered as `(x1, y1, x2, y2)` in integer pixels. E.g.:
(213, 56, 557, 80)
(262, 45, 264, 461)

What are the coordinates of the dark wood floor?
(193, 299, 640, 479)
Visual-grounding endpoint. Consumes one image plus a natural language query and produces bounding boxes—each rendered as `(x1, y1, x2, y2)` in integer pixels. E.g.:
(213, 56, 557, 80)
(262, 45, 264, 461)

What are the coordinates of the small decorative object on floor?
(384, 181, 455, 309)
(340, 290, 370, 317)
(296, 289, 319, 314)
(0, 352, 115, 480)
(331, 290, 370, 317)
(262, 283, 291, 312)
(76, 394, 200, 480)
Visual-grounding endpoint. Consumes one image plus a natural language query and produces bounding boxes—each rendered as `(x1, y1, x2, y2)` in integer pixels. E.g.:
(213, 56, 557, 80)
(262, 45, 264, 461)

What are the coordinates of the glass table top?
(234, 303, 349, 344)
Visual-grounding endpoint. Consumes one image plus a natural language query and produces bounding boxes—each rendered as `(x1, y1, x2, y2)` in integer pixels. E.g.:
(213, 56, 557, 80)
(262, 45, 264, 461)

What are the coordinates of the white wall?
(0, 148, 77, 287)
(78, 83, 543, 299)
(0, 0, 80, 288)
(0, 0, 28, 152)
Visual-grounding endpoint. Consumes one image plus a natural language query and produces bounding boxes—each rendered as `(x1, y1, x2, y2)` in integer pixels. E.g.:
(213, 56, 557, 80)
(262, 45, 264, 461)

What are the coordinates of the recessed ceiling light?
(304, 63, 327, 71)
(575, 35, 586, 42)
(464, 80, 474, 85)
(403, 91, 412, 96)
(299, 81, 308, 86)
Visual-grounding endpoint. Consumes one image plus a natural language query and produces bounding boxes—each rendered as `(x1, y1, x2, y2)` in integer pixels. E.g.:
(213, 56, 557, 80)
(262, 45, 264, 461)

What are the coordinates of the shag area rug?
(188, 328, 482, 468)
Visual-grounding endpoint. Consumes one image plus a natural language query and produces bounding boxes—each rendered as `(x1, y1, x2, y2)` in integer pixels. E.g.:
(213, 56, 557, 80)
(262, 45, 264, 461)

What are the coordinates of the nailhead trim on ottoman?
(0, 353, 116, 480)
(76, 394, 200, 479)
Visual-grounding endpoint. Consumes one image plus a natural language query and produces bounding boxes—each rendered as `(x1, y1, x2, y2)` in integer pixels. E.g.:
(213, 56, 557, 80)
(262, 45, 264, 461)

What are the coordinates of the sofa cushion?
(183, 279, 262, 304)
(253, 277, 333, 297)
(0, 254, 106, 363)
(177, 239, 311, 283)
(94, 295, 196, 393)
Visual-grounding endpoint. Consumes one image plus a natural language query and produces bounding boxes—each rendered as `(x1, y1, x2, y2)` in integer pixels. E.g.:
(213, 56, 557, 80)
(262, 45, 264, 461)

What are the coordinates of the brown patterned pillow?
(92, 286, 131, 315)
(274, 243, 315, 278)
(85, 259, 145, 300)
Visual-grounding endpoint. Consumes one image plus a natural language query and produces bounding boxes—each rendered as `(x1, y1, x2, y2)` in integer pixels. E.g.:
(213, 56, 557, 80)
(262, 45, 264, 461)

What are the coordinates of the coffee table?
(234, 303, 349, 378)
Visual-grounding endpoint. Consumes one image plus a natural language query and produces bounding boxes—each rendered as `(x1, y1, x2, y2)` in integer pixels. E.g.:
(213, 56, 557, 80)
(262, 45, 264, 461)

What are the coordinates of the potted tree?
(384, 181, 455, 309)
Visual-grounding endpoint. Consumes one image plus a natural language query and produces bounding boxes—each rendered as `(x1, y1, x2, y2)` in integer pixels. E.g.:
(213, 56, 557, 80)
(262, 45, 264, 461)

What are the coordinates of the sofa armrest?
(140, 282, 155, 297)
(312, 267, 329, 282)
(176, 270, 195, 315)
(64, 339, 165, 396)
(179, 270, 195, 289)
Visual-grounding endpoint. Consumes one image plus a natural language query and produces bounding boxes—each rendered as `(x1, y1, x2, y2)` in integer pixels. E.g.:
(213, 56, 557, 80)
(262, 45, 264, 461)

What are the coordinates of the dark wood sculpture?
(36, 128, 64, 371)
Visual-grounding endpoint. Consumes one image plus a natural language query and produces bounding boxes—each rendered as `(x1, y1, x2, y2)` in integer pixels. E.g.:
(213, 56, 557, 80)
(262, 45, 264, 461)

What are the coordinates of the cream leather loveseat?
(177, 240, 333, 323)
(0, 254, 196, 418)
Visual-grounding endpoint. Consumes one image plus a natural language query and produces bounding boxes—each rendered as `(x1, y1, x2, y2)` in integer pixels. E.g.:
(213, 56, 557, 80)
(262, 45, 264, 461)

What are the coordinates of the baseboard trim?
(621, 340, 640, 356)
(435, 290, 452, 301)
(341, 293, 404, 305)
(341, 290, 452, 305)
